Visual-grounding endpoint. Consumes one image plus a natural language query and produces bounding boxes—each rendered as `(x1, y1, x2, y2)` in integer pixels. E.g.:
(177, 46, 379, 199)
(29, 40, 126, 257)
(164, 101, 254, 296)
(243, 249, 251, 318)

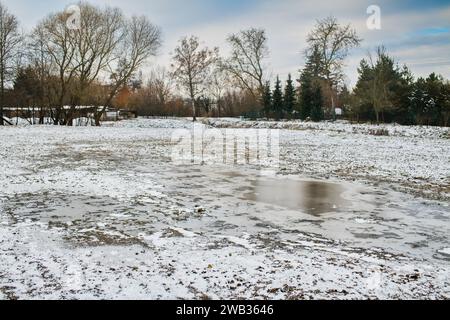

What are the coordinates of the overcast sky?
(3, 0, 450, 87)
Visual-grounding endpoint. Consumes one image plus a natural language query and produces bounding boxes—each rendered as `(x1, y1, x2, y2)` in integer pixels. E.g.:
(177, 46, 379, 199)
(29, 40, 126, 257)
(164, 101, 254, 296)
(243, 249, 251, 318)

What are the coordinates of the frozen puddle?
(145, 164, 450, 265)
(242, 178, 349, 215)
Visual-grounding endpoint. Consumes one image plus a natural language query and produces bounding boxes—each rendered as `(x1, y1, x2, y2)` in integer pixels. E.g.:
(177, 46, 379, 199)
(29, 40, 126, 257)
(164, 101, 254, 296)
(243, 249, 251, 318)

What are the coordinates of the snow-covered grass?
(102, 118, 196, 129)
(203, 118, 450, 139)
(0, 118, 449, 300)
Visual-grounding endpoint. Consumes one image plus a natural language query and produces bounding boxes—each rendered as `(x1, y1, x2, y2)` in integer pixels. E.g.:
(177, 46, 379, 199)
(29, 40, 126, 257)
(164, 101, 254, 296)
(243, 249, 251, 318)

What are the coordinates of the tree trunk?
(54, 109, 61, 125)
(39, 107, 44, 125)
(329, 82, 336, 121)
(191, 98, 197, 122)
(65, 106, 75, 126)
(0, 70, 4, 126)
(95, 115, 101, 126)
(94, 106, 106, 126)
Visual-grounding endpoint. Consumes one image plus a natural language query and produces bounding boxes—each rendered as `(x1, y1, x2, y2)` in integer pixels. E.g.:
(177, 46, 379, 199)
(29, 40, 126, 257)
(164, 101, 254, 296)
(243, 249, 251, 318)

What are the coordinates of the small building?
(118, 109, 137, 120)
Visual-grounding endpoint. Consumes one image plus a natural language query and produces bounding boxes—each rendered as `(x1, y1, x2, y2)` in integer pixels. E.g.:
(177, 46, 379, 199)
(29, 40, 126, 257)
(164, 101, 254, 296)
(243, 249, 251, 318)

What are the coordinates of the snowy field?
(0, 118, 449, 299)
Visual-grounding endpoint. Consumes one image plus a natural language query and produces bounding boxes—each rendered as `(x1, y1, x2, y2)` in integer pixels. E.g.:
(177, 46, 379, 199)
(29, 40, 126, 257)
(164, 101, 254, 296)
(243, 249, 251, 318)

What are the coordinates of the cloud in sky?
(3, 0, 450, 87)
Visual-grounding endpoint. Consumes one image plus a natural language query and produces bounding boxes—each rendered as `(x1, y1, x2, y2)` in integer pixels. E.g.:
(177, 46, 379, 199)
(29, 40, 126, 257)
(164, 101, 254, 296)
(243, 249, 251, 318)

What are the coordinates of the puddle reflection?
(243, 179, 349, 215)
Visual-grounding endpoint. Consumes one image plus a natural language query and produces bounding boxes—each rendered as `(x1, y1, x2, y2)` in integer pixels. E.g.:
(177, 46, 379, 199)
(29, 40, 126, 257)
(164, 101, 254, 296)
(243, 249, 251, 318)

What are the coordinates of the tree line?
(0, 2, 448, 126)
(258, 18, 449, 126)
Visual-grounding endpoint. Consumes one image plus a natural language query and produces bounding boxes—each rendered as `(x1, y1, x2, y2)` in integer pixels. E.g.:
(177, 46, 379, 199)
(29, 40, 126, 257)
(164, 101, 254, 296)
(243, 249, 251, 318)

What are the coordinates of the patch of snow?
(437, 248, 450, 256)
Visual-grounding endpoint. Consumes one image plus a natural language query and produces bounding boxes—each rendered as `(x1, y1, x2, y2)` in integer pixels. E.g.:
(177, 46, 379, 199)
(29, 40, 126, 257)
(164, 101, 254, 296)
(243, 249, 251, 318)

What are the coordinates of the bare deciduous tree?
(221, 28, 268, 100)
(209, 62, 230, 117)
(33, 4, 160, 126)
(0, 3, 22, 125)
(149, 66, 173, 106)
(34, 11, 78, 125)
(97, 15, 162, 125)
(171, 36, 218, 121)
(67, 3, 124, 125)
(29, 24, 55, 124)
(306, 16, 361, 114)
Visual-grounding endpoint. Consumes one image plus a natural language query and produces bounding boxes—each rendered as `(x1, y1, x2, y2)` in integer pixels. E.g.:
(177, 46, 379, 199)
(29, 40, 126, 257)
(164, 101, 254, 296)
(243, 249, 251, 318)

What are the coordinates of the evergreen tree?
(310, 85, 324, 121)
(425, 73, 444, 126)
(353, 47, 409, 123)
(410, 77, 427, 124)
(284, 74, 296, 118)
(391, 65, 414, 125)
(304, 45, 324, 79)
(262, 81, 272, 118)
(298, 48, 325, 121)
(410, 73, 446, 126)
(272, 76, 283, 120)
(299, 73, 313, 120)
(442, 81, 450, 127)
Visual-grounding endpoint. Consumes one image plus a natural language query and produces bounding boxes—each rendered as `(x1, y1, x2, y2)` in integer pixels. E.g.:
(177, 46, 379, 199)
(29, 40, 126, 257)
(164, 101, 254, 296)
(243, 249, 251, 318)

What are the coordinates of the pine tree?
(410, 77, 427, 124)
(353, 47, 405, 123)
(262, 81, 272, 118)
(299, 73, 312, 120)
(425, 73, 444, 126)
(284, 74, 296, 118)
(272, 76, 283, 120)
(442, 81, 450, 127)
(411, 73, 446, 126)
(310, 85, 324, 121)
(392, 65, 415, 125)
(298, 45, 325, 121)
